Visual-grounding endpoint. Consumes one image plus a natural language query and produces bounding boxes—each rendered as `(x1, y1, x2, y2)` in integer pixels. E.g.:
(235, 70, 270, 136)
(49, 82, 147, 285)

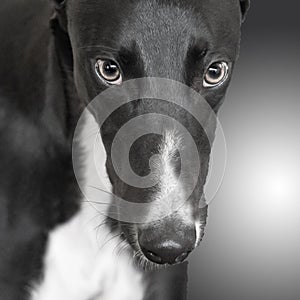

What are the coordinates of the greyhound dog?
(0, 0, 249, 299)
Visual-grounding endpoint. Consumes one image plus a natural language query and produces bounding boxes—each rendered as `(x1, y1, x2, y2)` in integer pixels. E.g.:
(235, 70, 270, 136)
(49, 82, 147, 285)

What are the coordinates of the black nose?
(138, 228, 195, 265)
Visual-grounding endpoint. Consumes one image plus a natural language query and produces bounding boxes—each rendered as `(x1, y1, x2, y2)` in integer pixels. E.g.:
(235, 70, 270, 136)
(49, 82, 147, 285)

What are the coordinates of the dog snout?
(138, 224, 196, 265)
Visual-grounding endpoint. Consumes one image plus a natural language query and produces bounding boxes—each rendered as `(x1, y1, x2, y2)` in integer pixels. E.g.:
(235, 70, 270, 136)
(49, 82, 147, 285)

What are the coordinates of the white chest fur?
(30, 204, 144, 300)
(30, 113, 144, 300)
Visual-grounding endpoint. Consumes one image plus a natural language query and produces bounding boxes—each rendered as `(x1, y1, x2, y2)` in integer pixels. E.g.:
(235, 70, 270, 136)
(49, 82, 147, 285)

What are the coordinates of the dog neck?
(30, 114, 144, 300)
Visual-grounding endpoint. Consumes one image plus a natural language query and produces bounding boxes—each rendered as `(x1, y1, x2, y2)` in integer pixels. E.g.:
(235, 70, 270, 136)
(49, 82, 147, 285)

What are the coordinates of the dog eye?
(203, 62, 229, 88)
(95, 59, 122, 85)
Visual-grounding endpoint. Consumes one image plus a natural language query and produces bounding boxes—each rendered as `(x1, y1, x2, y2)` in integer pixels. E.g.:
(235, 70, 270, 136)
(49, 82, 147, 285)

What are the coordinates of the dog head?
(52, 0, 249, 266)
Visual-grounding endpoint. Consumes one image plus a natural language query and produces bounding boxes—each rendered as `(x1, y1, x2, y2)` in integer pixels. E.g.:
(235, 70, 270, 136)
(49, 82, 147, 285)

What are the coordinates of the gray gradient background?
(188, 1, 300, 299)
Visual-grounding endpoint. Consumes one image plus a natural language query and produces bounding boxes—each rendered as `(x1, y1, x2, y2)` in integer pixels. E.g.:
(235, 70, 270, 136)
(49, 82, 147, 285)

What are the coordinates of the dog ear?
(240, 0, 250, 22)
(51, 0, 66, 9)
(50, 0, 68, 32)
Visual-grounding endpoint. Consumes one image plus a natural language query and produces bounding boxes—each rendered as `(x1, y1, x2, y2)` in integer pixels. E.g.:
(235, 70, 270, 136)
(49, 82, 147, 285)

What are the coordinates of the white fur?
(157, 131, 200, 245)
(30, 113, 144, 300)
(156, 131, 196, 222)
(195, 219, 201, 247)
(30, 203, 144, 300)
(156, 130, 181, 198)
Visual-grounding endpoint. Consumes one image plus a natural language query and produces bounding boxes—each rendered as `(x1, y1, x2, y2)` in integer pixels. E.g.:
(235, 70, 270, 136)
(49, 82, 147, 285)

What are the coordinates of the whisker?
(82, 200, 119, 209)
(87, 186, 114, 197)
(113, 237, 126, 256)
(85, 187, 129, 213)
(99, 233, 122, 251)
(93, 218, 115, 232)
(117, 242, 130, 257)
(87, 205, 121, 218)
(83, 200, 125, 217)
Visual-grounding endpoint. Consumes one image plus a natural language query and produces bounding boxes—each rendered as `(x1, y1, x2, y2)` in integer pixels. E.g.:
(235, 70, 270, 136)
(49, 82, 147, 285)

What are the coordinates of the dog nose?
(140, 241, 191, 265)
(138, 228, 195, 265)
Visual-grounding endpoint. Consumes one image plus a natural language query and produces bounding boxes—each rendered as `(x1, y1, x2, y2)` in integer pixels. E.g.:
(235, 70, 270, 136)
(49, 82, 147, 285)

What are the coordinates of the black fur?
(0, 0, 249, 298)
(0, 0, 81, 297)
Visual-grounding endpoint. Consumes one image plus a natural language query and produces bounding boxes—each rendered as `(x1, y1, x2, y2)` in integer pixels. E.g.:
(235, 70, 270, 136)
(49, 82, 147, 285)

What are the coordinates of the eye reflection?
(95, 59, 122, 85)
(203, 61, 229, 88)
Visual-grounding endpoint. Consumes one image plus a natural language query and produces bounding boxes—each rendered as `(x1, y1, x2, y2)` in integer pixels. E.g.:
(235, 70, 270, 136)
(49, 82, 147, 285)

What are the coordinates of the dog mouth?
(129, 239, 180, 271)
(117, 224, 154, 270)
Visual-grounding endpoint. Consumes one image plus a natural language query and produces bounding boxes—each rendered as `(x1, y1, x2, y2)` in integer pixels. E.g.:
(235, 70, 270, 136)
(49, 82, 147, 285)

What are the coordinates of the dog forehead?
(68, 0, 241, 50)
(120, 2, 202, 44)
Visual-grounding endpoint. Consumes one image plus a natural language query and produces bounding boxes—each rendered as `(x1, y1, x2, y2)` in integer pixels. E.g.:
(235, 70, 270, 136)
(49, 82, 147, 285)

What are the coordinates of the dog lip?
(174, 251, 190, 263)
(146, 250, 163, 264)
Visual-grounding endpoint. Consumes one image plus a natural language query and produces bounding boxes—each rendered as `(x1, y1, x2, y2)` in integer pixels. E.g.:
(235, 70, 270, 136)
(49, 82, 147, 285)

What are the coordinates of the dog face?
(56, 0, 249, 266)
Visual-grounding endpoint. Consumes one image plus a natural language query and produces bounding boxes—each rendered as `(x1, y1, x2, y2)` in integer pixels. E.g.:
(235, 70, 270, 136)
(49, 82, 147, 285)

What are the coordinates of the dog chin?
(133, 249, 168, 271)
(115, 225, 157, 271)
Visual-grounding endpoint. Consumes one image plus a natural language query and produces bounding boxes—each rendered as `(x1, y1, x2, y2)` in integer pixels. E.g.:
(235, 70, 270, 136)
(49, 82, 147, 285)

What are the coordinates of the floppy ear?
(240, 0, 250, 22)
(51, 0, 66, 9)
(50, 0, 68, 31)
